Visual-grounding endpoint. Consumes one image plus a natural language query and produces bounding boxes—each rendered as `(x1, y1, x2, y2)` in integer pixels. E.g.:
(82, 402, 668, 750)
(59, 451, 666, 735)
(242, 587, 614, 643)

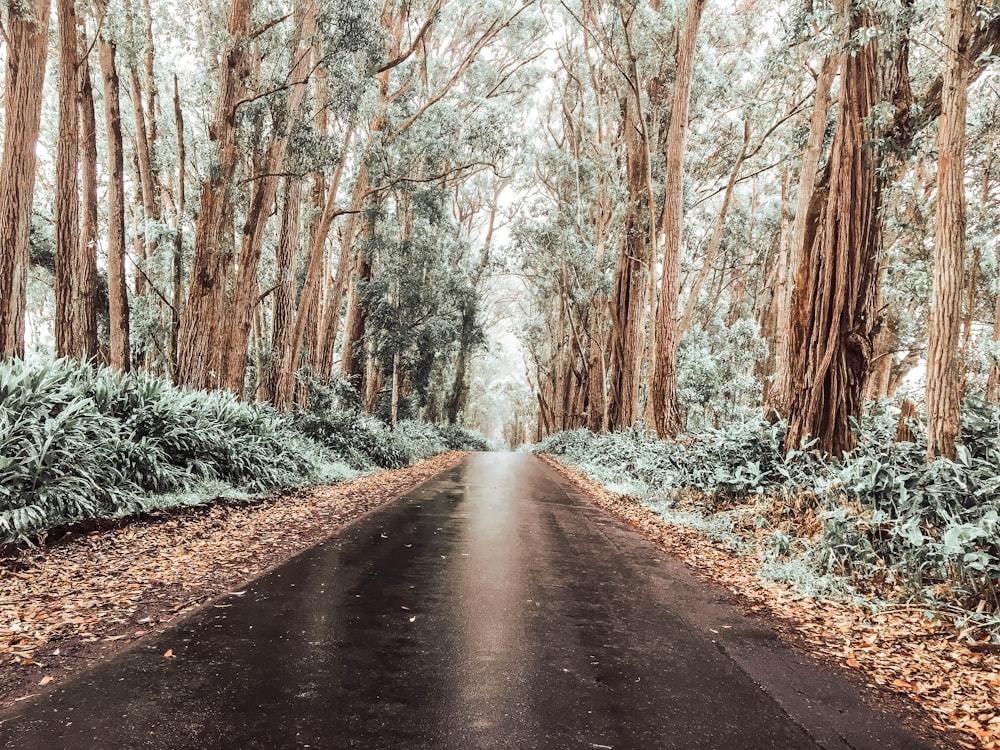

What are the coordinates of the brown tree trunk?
(55, 0, 86, 359)
(175, 0, 252, 389)
(895, 399, 919, 443)
(606, 89, 653, 431)
(340, 67, 395, 398)
(171, 74, 185, 370)
(649, 0, 707, 438)
(926, 0, 971, 461)
(129, 67, 159, 299)
(987, 277, 1000, 402)
(0, 0, 50, 359)
(783, 5, 891, 456)
(276, 125, 358, 407)
(765, 59, 837, 421)
(99, 33, 132, 371)
(260, 178, 302, 404)
(77, 17, 100, 359)
(341, 216, 376, 390)
(218, 4, 316, 395)
(758, 167, 791, 402)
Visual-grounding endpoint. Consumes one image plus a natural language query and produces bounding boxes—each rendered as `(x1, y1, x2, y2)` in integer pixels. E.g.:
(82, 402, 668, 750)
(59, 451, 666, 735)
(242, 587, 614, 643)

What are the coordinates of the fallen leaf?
(38, 676, 52, 686)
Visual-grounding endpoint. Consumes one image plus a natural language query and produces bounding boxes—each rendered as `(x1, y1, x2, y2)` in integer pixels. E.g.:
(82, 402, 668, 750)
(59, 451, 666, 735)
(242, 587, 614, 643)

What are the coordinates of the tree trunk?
(175, 0, 253, 389)
(341, 215, 376, 391)
(277, 125, 357, 406)
(77, 17, 100, 359)
(55, 0, 86, 359)
(0, 0, 50, 360)
(926, 0, 971, 461)
(218, 3, 316, 395)
(606, 90, 653, 431)
(987, 274, 1000, 402)
(99, 33, 132, 371)
(766, 58, 837, 420)
(171, 74, 185, 370)
(261, 178, 302, 404)
(649, 0, 707, 438)
(783, 3, 904, 456)
(390, 352, 401, 427)
(340, 67, 394, 398)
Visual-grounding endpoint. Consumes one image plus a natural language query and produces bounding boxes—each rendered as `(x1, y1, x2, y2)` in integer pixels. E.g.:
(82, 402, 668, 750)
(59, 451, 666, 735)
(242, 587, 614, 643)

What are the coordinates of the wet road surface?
(1, 453, 935, 749)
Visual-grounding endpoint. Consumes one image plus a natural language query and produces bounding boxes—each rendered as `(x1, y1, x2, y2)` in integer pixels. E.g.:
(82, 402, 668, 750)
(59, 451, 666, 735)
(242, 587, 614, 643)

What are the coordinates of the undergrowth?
(533, 402, 1000, 635)
(0, 359, 490, 543)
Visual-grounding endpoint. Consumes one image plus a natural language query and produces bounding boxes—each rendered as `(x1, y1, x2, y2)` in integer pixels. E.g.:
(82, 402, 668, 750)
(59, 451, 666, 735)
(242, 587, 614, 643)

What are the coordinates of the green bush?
(533, 402, 1000, 614)
(0, 359, 493, 543)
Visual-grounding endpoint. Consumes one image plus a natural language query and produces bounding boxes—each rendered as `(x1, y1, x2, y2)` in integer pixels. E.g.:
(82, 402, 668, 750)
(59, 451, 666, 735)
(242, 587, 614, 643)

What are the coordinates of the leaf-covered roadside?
(540, 455, 999, 750)
(0, 452, 466, 711)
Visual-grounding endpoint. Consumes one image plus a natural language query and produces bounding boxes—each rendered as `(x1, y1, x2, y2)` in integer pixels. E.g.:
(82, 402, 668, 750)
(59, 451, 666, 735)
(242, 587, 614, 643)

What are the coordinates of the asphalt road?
(1, 453, 936, 750)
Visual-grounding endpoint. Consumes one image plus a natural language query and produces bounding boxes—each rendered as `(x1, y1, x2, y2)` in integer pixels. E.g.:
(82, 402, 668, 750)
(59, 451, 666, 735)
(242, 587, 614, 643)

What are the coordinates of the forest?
(0, 0, 998, 569)
(2, 0, 1000, 742)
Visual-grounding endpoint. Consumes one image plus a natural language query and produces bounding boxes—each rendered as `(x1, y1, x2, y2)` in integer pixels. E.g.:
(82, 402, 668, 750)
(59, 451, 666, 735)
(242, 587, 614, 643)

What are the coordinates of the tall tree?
(77, 16, 100, 360)
(925, 0, 972, 461)
(649, 0, 707, 438)
(98, 25, 132, 371)
(175, 0, 253, 389)
(54, 0, 92, 359)
(217, 2, 318, 394)
(782, 2, 908, 456)
(0, 0, 51, 359)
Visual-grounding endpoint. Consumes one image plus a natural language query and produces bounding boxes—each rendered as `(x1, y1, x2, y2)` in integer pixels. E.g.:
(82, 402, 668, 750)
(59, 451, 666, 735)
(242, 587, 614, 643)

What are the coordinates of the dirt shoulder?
(0, 451, 467, 712)
(540, 453, 999, 750)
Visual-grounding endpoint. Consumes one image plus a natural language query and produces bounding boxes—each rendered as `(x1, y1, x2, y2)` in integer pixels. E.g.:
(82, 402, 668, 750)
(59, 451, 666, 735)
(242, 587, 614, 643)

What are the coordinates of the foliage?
(0, 359, 490, 542)
(534, 401, 1000, 616)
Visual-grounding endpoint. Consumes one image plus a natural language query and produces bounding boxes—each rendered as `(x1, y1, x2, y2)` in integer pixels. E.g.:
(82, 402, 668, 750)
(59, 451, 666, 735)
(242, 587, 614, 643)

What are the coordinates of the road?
(0, 453, 935, 749)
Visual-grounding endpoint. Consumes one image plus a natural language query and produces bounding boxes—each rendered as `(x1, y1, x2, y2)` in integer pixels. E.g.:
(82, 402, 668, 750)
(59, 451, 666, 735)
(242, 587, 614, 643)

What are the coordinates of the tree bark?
(99, 33, 132, 371)
(783, 4, 891, 456)
(606, 88, 653, 431)
(55, 0, 87, 359)
(926, 0, 971, 461)
(649, 0, 707, 438)
(128, 67, 159, 298)
(0, 0, 50, 360)
(171, 74, 185, 370)
(276, 125, 358, 407)
(77, 16, 100, 359)
(766, 59, 836, 420)
(217, 2, 317, 395)
(175, 0, 253, 389)
(260, 178, 302, 404)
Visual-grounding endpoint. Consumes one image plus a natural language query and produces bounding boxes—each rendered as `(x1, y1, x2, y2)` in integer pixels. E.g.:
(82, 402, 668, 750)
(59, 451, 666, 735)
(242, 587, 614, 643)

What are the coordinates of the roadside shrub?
(434, 422, 493, 452)
(0, 360, 337, 541)
(0, 359, 491, 543)
(294, 409, 409, 469)
(533, 401, 1000, 616)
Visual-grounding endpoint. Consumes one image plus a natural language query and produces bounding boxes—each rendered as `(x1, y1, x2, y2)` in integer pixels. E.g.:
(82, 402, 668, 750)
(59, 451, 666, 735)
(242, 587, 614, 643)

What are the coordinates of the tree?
(98, 18, 132, 371)
(649, 0, 706, 438)
(0, 0, 51, 359)
(174, 0, 253, 389)
(54, 0, 95, 360)
(926, 0, 972, 461)
(782, 1, 909, 456)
